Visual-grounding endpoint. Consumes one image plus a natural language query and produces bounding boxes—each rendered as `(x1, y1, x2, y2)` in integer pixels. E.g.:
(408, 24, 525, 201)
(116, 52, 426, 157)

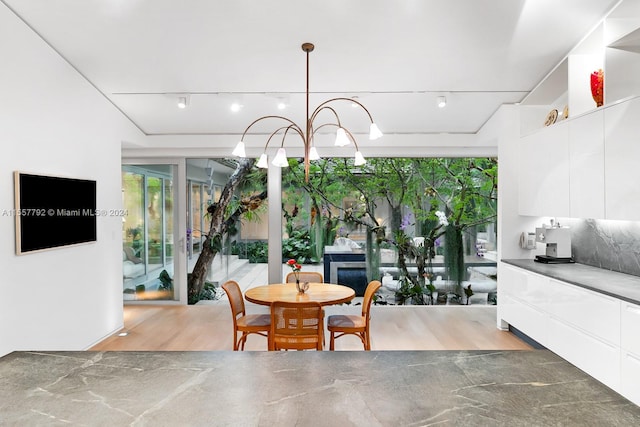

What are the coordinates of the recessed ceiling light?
(230, 102, 243, 112)
(277, 102, 287, 110)
(118, 331, 129, 337)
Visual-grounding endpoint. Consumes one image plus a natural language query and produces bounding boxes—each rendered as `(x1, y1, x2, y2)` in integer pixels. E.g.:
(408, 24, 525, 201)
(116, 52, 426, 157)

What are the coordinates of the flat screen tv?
(14, 172, 97, 254)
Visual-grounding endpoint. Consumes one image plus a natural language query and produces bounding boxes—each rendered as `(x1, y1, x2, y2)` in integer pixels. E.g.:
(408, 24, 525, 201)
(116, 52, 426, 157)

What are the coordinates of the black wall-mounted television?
(14, 172, 97, 254)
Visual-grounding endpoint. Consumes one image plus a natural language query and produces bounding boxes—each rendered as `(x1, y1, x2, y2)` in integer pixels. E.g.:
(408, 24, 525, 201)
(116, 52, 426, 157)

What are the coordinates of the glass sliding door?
(189, 182, 203, 257)
(122, 164, 181, 301)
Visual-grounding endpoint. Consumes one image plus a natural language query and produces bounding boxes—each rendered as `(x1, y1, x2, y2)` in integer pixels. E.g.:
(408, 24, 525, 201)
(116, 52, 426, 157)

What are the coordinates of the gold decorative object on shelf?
(544, 109, 558, 126)
(562, 105, 569, 120)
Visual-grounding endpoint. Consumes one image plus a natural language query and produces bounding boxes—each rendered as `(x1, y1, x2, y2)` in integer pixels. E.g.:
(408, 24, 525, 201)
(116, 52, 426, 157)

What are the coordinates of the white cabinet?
(547, 279, 620, 346)
(604, 96, 640, 220)
(621, 301, 640, 355)
(547, 316, 620, 389)
(518, 122, 570, 217)
(518, 94, 640, 221)
(621, 352, 640, 405)
(621, 301, 640, 405)
(568, 109, 605, 219)
(499, 264, 550, 347)
(499, 263, 639, 405)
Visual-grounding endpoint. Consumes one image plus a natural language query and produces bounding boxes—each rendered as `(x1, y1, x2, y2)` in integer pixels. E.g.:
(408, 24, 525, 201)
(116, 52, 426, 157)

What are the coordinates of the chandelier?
(232, 42, 383, 181)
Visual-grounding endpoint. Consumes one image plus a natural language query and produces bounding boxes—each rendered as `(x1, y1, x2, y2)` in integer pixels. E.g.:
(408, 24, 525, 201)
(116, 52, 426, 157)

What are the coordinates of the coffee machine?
(534, 226, 574, 263)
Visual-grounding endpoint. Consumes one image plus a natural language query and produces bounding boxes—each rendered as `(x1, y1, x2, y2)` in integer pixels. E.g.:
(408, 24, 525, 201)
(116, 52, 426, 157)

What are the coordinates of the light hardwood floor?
(97, 260, 528, 351)
(90, 304, 531, 351)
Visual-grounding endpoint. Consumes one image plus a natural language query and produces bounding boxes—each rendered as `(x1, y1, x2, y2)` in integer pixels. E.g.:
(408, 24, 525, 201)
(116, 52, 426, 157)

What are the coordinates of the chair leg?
(233, 332, 239, 351)
(364, 331, 371, 351)
(240, 332, 248, 351)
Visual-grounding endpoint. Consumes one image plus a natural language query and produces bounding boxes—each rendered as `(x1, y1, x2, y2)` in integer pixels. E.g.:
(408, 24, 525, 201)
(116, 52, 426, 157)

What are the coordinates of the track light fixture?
(177, 96, 189, 109)
(232, 42, 382, 182)
(437, 96, 447, 108)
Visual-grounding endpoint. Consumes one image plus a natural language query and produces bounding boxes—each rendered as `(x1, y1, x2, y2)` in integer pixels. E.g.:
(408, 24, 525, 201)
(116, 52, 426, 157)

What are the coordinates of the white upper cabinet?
(604, 96, 640, 220)
(518, 121, 570, 217)
(569, 109, 605, 219)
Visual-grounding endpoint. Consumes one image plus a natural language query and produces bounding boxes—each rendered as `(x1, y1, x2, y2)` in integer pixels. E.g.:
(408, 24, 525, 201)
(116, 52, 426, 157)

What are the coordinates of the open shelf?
(520, 0, 640, 136)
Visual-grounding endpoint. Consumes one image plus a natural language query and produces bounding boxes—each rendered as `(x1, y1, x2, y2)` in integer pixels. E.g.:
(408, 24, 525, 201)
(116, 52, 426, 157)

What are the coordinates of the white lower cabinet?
(547, 279, 620, 346)
(501, 294, 549, 347)
(620, 302, 640, 404)
(621, 302, 640, 355)
(547, 316, 620, 389)
(621, 352, 640, 405)
(499, 263, 638, 405)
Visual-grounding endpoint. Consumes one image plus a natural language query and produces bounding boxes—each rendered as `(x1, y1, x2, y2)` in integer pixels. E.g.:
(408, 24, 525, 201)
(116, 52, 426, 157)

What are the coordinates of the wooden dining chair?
(221, 280, 270, 351)
(327, 280, 381, 351)
(269, 301, 324, 351)
(285, 271, 324, 283)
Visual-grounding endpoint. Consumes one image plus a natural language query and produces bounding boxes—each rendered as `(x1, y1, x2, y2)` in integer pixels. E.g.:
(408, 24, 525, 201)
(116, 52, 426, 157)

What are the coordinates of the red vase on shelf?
(590, 69, 604, 107)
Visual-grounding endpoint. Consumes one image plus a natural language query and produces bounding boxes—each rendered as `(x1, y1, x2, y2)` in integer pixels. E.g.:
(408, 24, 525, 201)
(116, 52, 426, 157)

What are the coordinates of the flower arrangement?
(286, 258, 302, 283)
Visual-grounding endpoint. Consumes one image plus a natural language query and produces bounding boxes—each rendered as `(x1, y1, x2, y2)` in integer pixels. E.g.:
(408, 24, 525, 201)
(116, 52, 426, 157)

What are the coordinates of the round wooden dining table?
(244, 282, 355, 306)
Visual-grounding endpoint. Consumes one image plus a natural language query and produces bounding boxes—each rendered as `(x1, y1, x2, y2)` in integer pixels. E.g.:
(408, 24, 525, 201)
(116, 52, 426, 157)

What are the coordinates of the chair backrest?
(270, 301, 324, 350)
(285, 271, 324, 283)
(222, 280, 246, 322)
(361, 280, 382, 319)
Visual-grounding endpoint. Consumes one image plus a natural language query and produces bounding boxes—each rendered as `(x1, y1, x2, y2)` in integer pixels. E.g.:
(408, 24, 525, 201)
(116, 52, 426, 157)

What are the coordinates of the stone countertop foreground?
(0, 350, 638, 426)
(502, 259, 640, 305)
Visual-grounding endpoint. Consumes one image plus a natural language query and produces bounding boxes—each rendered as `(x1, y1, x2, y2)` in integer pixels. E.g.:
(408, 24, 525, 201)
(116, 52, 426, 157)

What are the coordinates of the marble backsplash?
(568, 218, 640, 277)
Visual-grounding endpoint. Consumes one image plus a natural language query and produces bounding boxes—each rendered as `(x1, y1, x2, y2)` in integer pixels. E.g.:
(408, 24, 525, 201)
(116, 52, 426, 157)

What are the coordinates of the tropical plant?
(282, 228, 313, 264)
(246, 241, 268, 263)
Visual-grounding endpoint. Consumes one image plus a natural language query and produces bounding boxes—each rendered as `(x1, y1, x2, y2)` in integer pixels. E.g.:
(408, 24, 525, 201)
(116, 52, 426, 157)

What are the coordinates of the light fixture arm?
(239, 115, 304, 142)
(310, 97, 376, 124)
(309, 105, 342, 130)
(263, 125, 304, 151)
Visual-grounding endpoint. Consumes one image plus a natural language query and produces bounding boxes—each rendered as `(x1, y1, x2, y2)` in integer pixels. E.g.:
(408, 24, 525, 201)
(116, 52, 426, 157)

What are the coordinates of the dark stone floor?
(1, 350, 638, 426)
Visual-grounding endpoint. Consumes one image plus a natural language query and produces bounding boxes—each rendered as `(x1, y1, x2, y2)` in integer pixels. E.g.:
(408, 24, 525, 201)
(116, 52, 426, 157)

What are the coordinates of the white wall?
(479, 105, 548, 328)
(478, 105, 545, 262)
(0, 5, 145, 357)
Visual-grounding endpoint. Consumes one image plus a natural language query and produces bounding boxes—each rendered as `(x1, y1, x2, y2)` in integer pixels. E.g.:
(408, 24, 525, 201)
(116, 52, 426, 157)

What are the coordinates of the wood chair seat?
(327, 314, 366, 331)
(236, 314, 271, 329)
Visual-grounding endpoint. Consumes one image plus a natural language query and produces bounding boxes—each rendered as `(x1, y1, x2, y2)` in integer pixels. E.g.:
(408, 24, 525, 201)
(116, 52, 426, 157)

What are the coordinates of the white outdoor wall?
(0, 5, 144, 357)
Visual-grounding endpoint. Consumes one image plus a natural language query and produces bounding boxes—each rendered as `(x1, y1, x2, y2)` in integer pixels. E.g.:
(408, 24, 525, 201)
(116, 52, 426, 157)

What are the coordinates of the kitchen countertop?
(502, 259, 640, 305)
(1, 350, 639, 425)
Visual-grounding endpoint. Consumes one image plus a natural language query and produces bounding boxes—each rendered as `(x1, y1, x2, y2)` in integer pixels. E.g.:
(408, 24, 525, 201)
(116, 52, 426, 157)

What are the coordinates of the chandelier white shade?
(309, 146, 320, 161)
(334, 128, 350, 147)
(271, 148, 289, 167)
(231, 141, 246, 157)
(354, 151, 367, 166)
(232, 42, 382, 181)
(369, 123, 383, 139)
(256, 153, 269, 168)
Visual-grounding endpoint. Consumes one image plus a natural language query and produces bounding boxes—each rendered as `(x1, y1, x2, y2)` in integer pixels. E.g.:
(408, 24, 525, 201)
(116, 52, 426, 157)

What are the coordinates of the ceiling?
(3, 0, 619, 146)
